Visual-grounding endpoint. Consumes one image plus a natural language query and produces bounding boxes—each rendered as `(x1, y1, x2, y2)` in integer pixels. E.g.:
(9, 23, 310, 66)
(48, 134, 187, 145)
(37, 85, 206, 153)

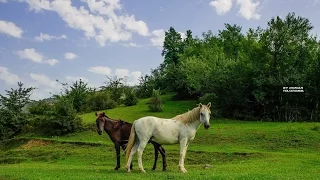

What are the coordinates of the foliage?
(55, 79, 92, 113)
(34, 96, 82, 136)
(0, 82, 35, 140)
(141, 12, 320, 122)
(101, 76, 128, 104)
(28, 101, 54, 115)
(148, 89, 163, 112)
(123, 89, 138, 106)
(85, 91, 117, 111)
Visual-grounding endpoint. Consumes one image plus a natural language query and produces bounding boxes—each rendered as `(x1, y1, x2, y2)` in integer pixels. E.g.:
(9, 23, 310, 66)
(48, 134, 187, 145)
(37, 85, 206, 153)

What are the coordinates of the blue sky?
(0, 0, 319, 100)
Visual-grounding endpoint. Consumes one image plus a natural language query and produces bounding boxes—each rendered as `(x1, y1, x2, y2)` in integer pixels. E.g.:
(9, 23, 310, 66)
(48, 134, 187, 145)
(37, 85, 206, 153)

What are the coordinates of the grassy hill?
(1, 95, 319, 180)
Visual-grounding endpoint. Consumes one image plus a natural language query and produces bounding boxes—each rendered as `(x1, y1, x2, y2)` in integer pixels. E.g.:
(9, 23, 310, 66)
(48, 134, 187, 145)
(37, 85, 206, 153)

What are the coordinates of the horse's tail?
(126, 120, 137, 162)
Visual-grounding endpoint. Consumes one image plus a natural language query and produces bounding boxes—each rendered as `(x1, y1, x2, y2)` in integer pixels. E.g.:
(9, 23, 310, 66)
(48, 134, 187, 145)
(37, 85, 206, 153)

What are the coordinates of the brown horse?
(95, 112, 167, 171)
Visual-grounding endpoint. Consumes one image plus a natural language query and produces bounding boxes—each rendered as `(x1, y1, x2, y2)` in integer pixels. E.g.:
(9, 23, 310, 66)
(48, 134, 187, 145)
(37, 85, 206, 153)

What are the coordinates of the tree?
(55, 79, 91, 112)
(0, 82, 35, 140)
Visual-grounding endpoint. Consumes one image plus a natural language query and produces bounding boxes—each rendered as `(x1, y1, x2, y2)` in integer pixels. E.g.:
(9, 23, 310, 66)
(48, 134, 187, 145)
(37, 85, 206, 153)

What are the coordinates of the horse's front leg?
(178, 139, 189, 173)
(114, 143, 121, 170)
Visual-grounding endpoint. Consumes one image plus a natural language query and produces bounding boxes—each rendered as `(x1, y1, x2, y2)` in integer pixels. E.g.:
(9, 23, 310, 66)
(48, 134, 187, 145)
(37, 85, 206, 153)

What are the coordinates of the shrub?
(36, 96, 82, 136)
(148, 89, 163, 112)
(85, 91, 118, 111)
(123, 89, 138, 106)
(28, 101, 54, 115)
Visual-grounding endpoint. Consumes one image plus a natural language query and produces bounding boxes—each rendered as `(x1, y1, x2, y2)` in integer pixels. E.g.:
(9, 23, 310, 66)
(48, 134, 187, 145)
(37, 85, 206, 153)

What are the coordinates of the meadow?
(1, 96, 319, 180)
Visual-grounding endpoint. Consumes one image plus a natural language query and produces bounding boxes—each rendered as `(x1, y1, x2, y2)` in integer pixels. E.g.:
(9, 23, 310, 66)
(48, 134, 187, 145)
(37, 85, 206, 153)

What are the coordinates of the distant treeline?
(135, 12, 320, 122)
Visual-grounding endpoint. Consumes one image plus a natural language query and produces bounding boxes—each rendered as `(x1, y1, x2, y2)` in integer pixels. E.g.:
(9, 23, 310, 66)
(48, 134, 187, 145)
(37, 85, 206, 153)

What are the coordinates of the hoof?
(125, 166, 131, 173)
(140, 169, 146, 173)
(180, 168, 187, 173)
(114, 167, 119, 170)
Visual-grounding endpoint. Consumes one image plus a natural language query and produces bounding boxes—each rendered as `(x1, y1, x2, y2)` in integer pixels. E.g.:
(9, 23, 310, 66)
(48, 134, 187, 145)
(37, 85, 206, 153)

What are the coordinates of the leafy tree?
(0, 82, 35, 140)
(101, 76, 127, 104)
(55, 79, 91, 112)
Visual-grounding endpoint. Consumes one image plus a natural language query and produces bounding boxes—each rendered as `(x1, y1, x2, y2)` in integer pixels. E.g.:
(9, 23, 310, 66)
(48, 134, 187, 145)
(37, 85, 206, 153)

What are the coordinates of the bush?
(123, 89, 138, 106)
(148, 89, 163, 112)
(28, 101, 54, 115)
(85, 91, 118, 111)
(36, 96, 82, 136)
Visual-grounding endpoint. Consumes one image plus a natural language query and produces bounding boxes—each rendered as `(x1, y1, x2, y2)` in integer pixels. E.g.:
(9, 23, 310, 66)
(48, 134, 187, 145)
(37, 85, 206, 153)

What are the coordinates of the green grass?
(80, 94, 197, 124)
(1, 95, 320, 180)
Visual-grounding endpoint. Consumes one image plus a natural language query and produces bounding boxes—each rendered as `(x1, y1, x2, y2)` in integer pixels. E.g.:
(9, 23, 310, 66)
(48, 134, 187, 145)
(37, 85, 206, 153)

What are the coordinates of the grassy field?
(1, 95, 320, 180)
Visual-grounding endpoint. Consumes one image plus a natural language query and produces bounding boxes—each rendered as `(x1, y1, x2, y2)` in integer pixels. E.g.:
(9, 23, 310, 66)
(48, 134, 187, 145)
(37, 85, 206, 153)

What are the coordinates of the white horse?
(125, 102, 211, 173)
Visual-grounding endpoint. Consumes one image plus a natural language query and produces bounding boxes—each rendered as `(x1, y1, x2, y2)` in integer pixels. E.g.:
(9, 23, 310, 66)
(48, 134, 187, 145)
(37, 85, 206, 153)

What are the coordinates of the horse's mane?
(172, 107, 201, 124)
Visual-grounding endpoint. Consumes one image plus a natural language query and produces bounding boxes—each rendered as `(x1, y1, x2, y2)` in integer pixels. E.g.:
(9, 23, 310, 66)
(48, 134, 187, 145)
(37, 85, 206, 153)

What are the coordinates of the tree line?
(136, 12, 320, 122)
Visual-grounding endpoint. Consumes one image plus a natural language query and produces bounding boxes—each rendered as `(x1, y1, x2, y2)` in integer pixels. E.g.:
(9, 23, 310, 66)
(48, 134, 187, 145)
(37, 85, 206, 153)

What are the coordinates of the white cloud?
(16, 48, 44, 63)
(122, 42, 142, 48)
(236, 0, 261, 20)
(0, 66, 20, 85)
(30, 73, 60, 89)
(0, 0, 7, 3)
(65, 75, 89, 83)
(20, 0, 150, 46)
(0, 20, 23, 38)
(150, 29, 165, 47)
(88, 66, 141, 86)
(179, 32, 186, 40)
(29, 73, 63, 100)
(35, 33, 67, 42)
(127, 71, 142, 86)
(16, 48, 59, 66)
(88, 66, 112, 76)
(209, 0, 261, 20)
(45, 59, 59, 66)
(64, 52, 78, 60)
(209, 0, 233, 15)
(115, 68, 129, 78)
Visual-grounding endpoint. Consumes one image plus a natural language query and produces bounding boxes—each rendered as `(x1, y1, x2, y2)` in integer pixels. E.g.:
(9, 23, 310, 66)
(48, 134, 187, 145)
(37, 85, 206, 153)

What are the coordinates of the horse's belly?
(151, 135, 178, 144)
(151, 127, 179, 144)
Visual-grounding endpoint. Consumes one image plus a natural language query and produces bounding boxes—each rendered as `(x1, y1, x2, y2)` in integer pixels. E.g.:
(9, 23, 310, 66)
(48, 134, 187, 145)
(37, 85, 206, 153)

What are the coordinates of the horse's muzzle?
(204, 124, 210, 129)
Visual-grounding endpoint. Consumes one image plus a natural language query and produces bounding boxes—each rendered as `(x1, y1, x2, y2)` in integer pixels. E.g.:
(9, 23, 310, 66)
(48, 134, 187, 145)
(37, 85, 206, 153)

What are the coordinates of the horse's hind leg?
(137, 141, 148, 173)
(159, 146, 167, 171)
(126, 143, 138, 172)
(152, 143, 159, 170)
(122, 145, 133, 170)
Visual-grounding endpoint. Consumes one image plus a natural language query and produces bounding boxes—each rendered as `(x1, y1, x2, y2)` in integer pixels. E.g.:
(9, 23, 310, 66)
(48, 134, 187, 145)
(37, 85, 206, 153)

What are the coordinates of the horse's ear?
(199, 103, 203, 108)
(95, 112, 97, 116)
(102, 112, 105, 117)
(207, 102, 211, 108)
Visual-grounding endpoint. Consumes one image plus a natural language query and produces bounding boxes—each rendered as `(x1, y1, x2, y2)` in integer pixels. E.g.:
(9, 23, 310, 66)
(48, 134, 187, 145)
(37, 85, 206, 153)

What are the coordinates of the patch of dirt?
(20, 139, 52, 149)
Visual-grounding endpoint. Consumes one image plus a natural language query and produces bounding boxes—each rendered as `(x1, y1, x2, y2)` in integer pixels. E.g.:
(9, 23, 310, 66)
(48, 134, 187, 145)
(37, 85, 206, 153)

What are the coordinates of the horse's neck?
(189, 119, 202, 131)
(103, 118, 117, 134)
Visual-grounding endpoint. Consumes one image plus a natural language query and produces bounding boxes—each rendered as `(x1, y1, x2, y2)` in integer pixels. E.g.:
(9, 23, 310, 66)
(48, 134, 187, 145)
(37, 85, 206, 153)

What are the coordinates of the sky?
(0, 0, 320, 100)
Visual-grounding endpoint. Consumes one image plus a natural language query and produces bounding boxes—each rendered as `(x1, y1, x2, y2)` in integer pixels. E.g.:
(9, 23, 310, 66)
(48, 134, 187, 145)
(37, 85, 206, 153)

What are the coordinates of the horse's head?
(199, 102, 211, 129)
(95, 112, 106, 135)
